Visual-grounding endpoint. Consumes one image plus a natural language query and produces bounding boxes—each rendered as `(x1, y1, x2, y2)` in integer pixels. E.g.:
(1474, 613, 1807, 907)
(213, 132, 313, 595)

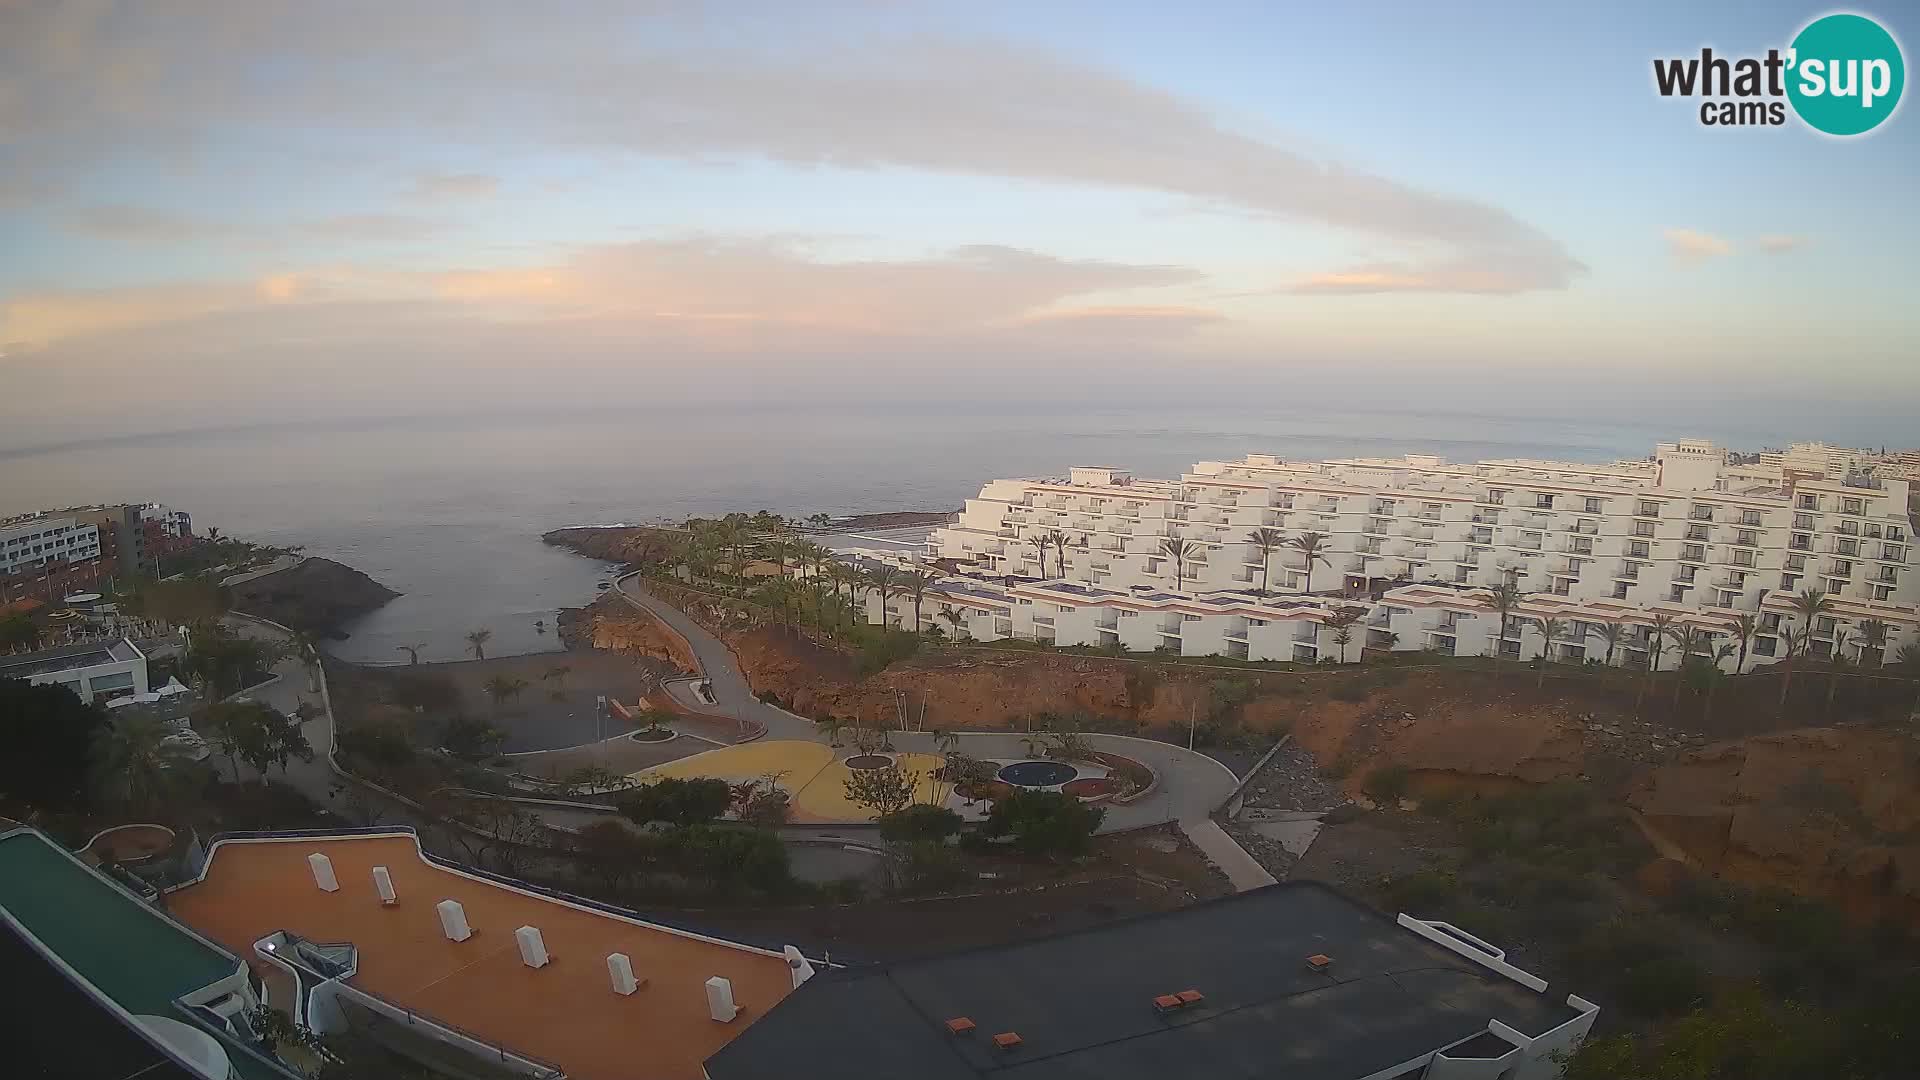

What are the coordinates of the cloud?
(58, 205, 440, 246)
(0, 4, 1580, 296)
(0, 237, 1202, 352)
(409, 172, 499, 199)
(1664, 228, 1734, 265)
(1756, 234, 1806, 254)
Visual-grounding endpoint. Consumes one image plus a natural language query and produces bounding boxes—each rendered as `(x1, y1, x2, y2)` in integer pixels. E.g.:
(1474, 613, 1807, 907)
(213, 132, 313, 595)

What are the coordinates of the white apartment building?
(0, 515, 102, 577)
(876, 440, 1919, 671)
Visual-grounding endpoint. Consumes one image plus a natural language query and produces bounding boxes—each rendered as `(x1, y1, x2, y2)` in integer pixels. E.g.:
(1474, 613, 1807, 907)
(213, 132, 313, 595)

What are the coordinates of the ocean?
(0, 404, 1798, 663)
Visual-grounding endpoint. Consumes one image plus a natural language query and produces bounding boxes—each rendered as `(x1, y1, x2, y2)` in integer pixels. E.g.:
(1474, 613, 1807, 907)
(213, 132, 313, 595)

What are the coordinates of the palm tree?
(1587, 620, 1628, 667)
(541, 663, 572, 701)
(1703, 642, 1737, 726)
(1780, 588, 1833, 711)
(829, 563, 859, 627)
(868, 565, 901, 629)
(1326, 606, 1365, 662)
(483, 674, 528, 713)
(818, 716, 846, 747)
(1159, 537, 1199, 592)
(1044, 529, 1074, 579)
(1825, 629, 1856, 720)
(395, 643, 426, 666)
(1729, 613, 1759, 676)
(91, 714, 187, 814)
(1026, 535, 1051, 579)
(1533, 617, 1570, 687)
(1289, 532, 1332, 593)
(464, 628, 492, 661)
(287, 629, 322, 693)
(1245, 527, 1288, 596)
(901, 568, 937, 634)
(1640, 612, 1676, 714)
(1855, 618, 1890, 667)
(1663, 623, 1707, 709)
(938, 605, 969, 641)
(1486, 581, 1523, 679)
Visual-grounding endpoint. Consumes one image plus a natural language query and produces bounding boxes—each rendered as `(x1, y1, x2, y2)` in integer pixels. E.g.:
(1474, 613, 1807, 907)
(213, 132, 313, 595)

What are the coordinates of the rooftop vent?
(1153, 994, 1183, 1012)
(1307, 954, 1333, 973)
(945, 1017, 976, 1036)
(993, 1032, 1023, 1051)
(1176, 989, 1205, 1005)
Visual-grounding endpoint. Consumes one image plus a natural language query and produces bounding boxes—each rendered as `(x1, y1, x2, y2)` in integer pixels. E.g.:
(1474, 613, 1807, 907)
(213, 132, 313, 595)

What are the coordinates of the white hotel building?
(862, 440, 1919, 672)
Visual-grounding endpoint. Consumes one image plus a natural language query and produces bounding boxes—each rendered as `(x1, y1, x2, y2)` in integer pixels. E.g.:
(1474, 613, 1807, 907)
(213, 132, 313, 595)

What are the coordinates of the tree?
(0, 678, 106, 811)
(983, 789, 1104, 857)
(938, 605, 969, 641)
(540, 663, 572, 701)
(1641, 612, 1676, 714)
(843, 762, 919, 817)
(900, 568, 937, 633)
(668, 824, 791, 893)
(1855, 618, 1890, 667)
(183, 621, 281, 696)
(616, 777, 733, 827)
(1158, 537, 1198, 592)
(394, 643, 426, 665)
(90, 713, 191, 813)
(439, 714, 506, 761)
(1044, 529, 1074, 578)
(1486, 581, 1523, 679)
(1661, 622, 1710, 708)
(0, 613, 40, 650)
(482, 674, 528, 713)
(205, 700, 281, 782)
(1896, 643, 1920, 715)
(1244, 527, 1288, 596)
(464, 628, 492, 661)
(867, 565, 901, 628)
(1533, 617, 1571, 686)
(878, 804, 962, 845)
(1825, 629, 1856, 720)
(571, 819, 654, 895)
(1729, 613, 1759, 675)
(1026, 534, 1051, 580)
(1325, 606, 1365, 663)
(1779, 588, 1833, 711)
(1586, 620, 1628, 668)
(1289, 531, 1332, 593)
(816, 715, 847, 747)
(1701, 642, 1737, 726)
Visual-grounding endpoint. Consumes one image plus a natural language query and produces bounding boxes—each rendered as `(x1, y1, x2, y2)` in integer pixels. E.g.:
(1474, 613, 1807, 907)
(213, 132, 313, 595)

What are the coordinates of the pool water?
(997, 760, 1078, 787)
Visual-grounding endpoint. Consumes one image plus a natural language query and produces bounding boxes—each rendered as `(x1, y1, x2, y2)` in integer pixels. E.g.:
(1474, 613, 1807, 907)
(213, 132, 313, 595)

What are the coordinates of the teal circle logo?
(1787, 13, 1905, 136)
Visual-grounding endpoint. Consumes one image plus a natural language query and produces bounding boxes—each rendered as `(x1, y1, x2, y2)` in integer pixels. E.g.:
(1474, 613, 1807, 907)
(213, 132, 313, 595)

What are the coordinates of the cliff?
(227, 557, 399, 635)
(542, 526, 680, 566)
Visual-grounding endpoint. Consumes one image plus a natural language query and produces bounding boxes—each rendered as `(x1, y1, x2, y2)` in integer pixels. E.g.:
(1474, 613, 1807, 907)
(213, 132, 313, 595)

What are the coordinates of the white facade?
(0, 515, 102, 576)
(889, 441, 1920, 671)
(0, 638, 149, 701)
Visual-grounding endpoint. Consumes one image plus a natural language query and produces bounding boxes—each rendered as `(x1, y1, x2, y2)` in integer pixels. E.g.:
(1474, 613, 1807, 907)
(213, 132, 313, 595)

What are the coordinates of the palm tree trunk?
(1259, 553, 1270, 597)
(1825, 668, 1840, 719)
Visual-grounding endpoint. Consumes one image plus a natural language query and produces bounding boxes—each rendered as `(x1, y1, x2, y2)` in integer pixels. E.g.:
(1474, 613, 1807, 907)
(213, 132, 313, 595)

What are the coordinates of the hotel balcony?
(1712, 576, 1746, 590)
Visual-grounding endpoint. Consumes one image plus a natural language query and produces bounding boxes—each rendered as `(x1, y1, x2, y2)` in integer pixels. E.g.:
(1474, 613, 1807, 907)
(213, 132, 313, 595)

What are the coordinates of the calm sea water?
(0, 405, 1775, 662)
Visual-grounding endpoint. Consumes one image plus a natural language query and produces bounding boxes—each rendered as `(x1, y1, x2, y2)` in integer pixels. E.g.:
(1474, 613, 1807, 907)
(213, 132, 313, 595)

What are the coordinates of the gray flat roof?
(705, 882, 1578, 1080)
(0, 637, 139, 679)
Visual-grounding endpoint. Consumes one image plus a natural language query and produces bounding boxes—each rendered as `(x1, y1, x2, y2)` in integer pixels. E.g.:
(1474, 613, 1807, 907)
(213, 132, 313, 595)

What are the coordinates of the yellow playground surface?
(634, 740, 948, 823)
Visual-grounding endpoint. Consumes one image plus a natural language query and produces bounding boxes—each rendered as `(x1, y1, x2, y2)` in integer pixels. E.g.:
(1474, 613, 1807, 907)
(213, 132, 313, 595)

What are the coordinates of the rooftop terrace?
(168, 832, 797, 1080)
(0, 636, 141, 679)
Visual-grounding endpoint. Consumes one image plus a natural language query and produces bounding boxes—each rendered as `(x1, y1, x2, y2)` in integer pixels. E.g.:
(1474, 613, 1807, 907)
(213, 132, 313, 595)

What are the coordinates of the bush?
(878, 804, 963, 845)
(1617, 956, 1711, 1018)
(854, 628, 921, 675)
(667, 825, 792, 893)
(388, 671, 462, 713)
(1381, 869, 1458, 912)
(982, 789, 1103, 857)
(616, 777, 733, 827)
(895, 839, 971, 894)
(336, 721, 414, 768)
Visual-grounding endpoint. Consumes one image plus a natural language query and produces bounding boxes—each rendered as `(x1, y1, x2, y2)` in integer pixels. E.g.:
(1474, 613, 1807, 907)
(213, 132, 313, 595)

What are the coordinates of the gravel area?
(1236, 740, 1346, 813)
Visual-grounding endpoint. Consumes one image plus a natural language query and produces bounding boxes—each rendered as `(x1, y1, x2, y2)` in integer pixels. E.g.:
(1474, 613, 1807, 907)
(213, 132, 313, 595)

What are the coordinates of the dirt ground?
(677, 825, 1232, 963)
(397, 650, 672, 751)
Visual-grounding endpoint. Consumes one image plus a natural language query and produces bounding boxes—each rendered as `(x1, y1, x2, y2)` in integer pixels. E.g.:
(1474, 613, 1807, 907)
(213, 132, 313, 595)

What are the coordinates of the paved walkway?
(1179, 819, 1279, 892)
(611, 574, 1246, 833)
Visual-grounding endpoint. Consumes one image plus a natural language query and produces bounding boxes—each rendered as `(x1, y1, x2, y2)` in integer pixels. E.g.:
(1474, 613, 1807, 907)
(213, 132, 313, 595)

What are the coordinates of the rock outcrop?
(227, 557, 398, 635)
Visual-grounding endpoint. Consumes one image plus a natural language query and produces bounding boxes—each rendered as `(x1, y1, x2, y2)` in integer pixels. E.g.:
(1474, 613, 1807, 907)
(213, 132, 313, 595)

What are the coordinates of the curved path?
(611, 573, 1242, 835)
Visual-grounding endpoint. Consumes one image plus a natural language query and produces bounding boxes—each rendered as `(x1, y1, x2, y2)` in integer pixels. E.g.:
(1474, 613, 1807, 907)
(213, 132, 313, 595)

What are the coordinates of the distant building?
(0, 514, 101, 576)
(903, 440, 1919, 670)
(711, 881, 1598, 1080)
(0, 636, 148, 701)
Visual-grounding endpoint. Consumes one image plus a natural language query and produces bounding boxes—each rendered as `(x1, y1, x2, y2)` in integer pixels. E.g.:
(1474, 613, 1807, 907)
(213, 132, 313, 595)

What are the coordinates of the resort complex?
(1, 825, 1596, 1080)
(889, 440, 1919, 669)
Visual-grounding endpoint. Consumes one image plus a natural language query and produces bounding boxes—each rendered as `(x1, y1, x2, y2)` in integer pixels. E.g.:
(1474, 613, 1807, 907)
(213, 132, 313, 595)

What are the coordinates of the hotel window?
(1734, 530, 1757, 547)
(1816, 616, 1837, 635)
(1183, 614, 1202, 622)
(1891, 526, 1907, 542)
(1612, 582, 1630, 599)
(1676, 566, 1696, 583)
(1584, 497, 1603, 514)
(1874, 584, 1895, 600)
(1741, 510, 1763, 526)
(1798, 493, 1820, 510)
(1690, 504, 1715, 521)
(1669, 585, 1688, 602)
(1831, 560, 1853, 577)
(1681, 544, 1705, 561)
(1628, 540, 1651, 558)
(1794, 513, 1814, 529)
(1535, 493, 1555, 509)
(1781, 574, 1800, 591)
(1790, 533, 1812, 551)
(1637, 500, 1661, 517)
(1885, 544, 1907, 561)
(1686, 525, 1709, 541)
(1633, 520, 1656, 537)
(1733, 550, 1754, 567)
(1842, 497, 1865, 515)
(1837, 538, 1858, 556)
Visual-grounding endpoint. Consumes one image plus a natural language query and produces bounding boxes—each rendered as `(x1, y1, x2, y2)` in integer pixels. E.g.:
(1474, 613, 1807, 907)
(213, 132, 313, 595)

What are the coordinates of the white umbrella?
(156, 677, 192, 696)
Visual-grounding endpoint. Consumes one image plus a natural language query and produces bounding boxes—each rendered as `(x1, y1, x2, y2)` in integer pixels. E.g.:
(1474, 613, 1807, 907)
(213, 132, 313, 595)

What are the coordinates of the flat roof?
(168, 833, 796, 1080)
(0, 914, 204, 1080)
(0, 636, 141, 679)
(706, 881, 1579, 1080)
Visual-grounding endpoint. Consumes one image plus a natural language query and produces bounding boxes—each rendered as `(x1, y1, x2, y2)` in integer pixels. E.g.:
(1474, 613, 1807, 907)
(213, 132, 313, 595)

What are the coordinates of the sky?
(2, 0, 1917, 449)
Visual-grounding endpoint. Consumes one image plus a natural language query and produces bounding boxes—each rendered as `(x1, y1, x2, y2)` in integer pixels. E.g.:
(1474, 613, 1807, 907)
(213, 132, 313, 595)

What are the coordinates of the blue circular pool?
(997, 760, 1078, 787)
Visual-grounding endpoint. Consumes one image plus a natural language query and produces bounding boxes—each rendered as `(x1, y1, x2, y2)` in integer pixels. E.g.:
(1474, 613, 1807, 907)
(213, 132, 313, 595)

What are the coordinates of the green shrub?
(1617, 956, 1712, 1018)
(616, 777, 733, 826)
(983, 789, 1103, 857)
(1381, 869, 1459, 912)
(1366, 764, 1411, 803)
(878, 804, 963, 845)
